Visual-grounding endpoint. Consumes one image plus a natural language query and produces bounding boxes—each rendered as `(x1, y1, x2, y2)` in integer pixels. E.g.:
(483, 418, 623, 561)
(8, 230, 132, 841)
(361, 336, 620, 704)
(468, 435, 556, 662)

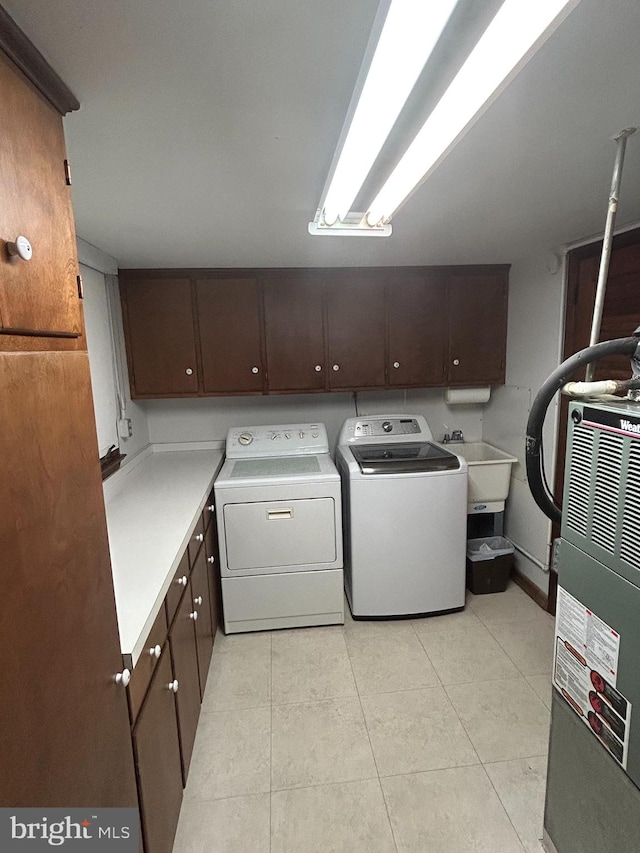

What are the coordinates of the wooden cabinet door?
(447, 269, 509, 386)
(205, 518, 221, 639)
(197, 278, 264, 393)
(190, 546, 215, 696)
(387, 272, 447, 387)
(263, 274, 326, 391)
(326, 271, 386, 389)
(0, 53, 82, 338)
(133, 651, 183, 853)
(121, 277, 199, 396)
(0, 351, 137, 807)
(169, 582, 201, 784)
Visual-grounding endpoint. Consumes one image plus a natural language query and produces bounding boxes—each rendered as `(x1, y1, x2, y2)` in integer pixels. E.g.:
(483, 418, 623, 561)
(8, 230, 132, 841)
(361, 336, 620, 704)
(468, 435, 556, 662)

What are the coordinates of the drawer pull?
(194, 533, 204, 543)
(190, 611, 198, 621)
(115, 669, 131, 687)
(208, 504, 215, 512)
(208, 556, 215, 564)
(194, 595, 203, 606)
(149, 645, 162, 660)
(267, 509, 293, 520)
(167, 680, 179, 693)
(177, 575, 188, 587)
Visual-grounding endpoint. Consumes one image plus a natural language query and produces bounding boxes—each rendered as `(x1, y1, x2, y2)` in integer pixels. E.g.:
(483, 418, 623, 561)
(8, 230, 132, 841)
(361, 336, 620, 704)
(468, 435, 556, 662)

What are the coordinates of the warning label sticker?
(553, 586, 631, 768)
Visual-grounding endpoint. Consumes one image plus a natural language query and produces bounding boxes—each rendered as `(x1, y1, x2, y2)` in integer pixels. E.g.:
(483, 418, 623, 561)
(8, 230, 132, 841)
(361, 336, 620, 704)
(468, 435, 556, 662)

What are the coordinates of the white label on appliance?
(553, 586, 630, 769)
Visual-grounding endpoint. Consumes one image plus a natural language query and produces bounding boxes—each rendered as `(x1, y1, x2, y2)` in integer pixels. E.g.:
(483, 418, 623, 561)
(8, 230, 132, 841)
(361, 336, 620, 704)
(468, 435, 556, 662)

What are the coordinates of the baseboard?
(512, 566, 549, 612)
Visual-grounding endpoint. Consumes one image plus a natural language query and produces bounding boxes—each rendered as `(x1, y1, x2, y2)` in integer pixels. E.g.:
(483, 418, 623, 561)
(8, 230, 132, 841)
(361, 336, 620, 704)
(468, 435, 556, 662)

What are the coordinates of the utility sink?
(451, 442, 518, 514)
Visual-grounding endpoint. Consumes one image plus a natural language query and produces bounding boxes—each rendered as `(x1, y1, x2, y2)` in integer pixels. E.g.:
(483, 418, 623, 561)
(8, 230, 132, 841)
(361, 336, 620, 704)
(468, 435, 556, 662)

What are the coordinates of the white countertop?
(104, 446, 224, 668)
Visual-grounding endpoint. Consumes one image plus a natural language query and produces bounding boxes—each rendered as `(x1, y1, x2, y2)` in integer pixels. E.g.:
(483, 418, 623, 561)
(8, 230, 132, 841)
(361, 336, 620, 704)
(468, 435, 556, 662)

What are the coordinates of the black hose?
(525, 335, 640, 524)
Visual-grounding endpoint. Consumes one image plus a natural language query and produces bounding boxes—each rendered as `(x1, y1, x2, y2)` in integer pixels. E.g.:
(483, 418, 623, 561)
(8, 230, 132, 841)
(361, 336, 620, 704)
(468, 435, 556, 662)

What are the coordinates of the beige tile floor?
(174, 581, 555, 853)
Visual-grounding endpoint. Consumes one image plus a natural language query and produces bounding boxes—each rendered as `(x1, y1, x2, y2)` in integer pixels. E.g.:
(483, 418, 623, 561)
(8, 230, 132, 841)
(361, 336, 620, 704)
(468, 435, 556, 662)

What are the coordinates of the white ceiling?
(5, 0, 640, 268)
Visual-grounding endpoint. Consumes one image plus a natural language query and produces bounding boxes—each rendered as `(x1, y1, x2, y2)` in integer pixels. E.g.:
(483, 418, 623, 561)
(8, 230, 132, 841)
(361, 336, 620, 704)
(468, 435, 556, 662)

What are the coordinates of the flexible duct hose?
(525, 335, 640, 524)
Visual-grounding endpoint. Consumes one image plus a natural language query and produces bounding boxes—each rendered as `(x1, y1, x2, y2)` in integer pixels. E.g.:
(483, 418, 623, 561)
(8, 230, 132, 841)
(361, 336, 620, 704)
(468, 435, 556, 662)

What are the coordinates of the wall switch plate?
(118, 418, 133, 438)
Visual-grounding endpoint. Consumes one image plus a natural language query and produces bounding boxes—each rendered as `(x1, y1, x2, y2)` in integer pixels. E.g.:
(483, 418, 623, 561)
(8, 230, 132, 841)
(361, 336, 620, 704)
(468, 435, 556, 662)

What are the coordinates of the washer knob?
(382, 421, 393, 433)
(238, 433, 253, 445)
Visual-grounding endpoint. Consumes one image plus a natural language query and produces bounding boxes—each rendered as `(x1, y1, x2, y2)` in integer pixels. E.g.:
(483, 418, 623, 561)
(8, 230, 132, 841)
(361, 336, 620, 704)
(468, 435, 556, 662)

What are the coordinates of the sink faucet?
(443, 430, 464, 444)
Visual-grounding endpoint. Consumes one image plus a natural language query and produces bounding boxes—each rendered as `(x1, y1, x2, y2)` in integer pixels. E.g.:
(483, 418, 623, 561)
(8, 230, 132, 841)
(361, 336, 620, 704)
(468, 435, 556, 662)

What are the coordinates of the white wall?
(483, 249, 567, 594)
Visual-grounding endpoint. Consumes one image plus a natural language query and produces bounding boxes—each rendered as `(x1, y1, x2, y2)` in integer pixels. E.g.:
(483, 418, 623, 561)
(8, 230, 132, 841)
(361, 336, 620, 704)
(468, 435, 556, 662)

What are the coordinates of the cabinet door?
(190, 546, 215, 696)
(447, 269, 509, 386)
(326, 272, 386, 389)
(0, 351, 137, 807)
(121, 277, 199, 396)
(0, 53, 82, 338)
(169, 582, 201, 784)
(205, 518, 221, 639)
(263, 274, 326, 391)
(387, 272, 447, 387)
(197, 278, 264, 393)
(133, 652, 183, 853)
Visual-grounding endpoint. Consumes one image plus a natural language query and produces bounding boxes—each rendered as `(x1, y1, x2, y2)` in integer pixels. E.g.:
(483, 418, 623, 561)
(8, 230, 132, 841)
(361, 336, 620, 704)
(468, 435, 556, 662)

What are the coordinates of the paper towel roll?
(445, 387, 491, 405)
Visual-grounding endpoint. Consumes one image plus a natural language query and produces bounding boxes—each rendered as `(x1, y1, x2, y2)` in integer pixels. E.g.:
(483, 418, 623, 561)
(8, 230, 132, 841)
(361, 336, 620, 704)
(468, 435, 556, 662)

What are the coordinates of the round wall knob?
(208, 504, 215, 512)
(193, 595, 203, 606)
(251, 366, 259, 374)
(185, 368, 193, 375)
(177, 575, 188, 587)
(315, 365, 322, 372)
(115, 669, 131, 687)
(194, 533, 204, 542)
(393, 361, 400, 369)
(149, 644, 162, 659)
(168, 679, 179, 693)
(453, 358, 460, 366)
(7, 235, 32, 261)
(332, 364, 340, 371)
(190, 611, 198, 621)
(208, 556, 215, 564)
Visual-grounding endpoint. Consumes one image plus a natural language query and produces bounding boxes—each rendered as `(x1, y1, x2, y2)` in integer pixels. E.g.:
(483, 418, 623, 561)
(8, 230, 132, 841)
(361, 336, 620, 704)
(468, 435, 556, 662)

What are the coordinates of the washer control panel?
(226, 423, 329, 458)
(338, 415, 433, 444)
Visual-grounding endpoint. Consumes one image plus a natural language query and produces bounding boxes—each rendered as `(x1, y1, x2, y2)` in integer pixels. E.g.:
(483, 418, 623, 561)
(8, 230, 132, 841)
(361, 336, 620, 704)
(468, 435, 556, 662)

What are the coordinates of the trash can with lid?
(466, 536, 514, 594)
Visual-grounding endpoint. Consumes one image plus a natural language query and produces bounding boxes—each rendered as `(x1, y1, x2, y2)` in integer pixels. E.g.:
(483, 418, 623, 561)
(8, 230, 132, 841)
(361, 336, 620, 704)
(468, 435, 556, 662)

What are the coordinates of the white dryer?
(215, 423, 343, 634)
(336, 415, 467, 618)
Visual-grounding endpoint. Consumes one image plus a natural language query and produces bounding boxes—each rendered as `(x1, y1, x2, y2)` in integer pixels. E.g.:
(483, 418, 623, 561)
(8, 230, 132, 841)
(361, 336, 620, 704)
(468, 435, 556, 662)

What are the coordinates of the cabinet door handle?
(185, 367, 193, 375)
(208, 504, 215, 512)
(208, 556, 215, 564)
(190, 610, 198, 621)
(315, 365, 322, 372)
(393, 361, 400, 369)
(149, 645, 162, 659)
(251, 366, 259, 374)
(194, 533, 204, 543)
(453, 358, 460, 366)
(167, 679, 179, 693)
(114, 669, 131, 687)
(193, 595, 203, 606)
(7, 235, 33, 261)
(177, 575, 188, 587)
(332, 364, 340, 372)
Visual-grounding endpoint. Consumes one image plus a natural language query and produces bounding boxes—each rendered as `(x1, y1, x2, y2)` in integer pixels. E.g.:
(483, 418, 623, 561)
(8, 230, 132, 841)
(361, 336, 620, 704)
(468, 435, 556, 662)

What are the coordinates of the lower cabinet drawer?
(133, 652, 183, 853)
(166, 550, 190, 626)
(169, 581, 202, 784)
(128, 606, 168, 725)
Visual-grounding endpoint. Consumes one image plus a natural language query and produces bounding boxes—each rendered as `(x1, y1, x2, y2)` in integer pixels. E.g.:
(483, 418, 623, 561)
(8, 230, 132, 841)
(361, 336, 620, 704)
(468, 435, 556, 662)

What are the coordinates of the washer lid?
(351, 442, 460, 474)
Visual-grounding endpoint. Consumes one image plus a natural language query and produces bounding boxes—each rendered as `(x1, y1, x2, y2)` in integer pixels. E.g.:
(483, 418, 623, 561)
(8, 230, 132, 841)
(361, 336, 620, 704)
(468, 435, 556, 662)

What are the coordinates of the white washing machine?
(336, 415, 467, 618)
(214, 423, 344, 634)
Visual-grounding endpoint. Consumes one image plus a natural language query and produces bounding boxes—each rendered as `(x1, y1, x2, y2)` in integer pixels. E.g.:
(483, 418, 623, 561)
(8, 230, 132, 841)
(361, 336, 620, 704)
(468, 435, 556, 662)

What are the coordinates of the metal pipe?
(585, 127, 636, 381)
(512, 542, 548, 572)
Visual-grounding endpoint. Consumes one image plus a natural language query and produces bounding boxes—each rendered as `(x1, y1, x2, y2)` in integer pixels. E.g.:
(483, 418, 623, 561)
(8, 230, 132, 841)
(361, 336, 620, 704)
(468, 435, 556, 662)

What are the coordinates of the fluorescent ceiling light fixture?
(320, 0, 459, 227)
(366, 0, 581, 225)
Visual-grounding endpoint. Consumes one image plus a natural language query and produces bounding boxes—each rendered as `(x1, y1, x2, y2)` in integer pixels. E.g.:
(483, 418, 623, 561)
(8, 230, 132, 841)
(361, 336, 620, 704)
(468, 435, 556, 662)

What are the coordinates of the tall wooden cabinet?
(0, 18, 137, 811)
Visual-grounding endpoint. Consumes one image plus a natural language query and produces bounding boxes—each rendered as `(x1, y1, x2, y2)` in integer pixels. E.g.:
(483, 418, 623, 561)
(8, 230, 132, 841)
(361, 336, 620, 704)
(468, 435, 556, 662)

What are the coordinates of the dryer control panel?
(226, 423, 329, 458)
(338, 415, 433, 444)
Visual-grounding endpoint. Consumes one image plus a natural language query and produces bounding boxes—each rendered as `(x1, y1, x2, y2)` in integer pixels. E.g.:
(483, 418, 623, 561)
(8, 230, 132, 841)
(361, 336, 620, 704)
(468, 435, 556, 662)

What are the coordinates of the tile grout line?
(480, 762, 531, 853)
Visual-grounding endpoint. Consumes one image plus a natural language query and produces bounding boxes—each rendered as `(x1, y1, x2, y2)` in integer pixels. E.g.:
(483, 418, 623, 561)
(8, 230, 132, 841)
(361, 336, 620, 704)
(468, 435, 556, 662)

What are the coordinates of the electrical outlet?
(118, 418, 133, 439)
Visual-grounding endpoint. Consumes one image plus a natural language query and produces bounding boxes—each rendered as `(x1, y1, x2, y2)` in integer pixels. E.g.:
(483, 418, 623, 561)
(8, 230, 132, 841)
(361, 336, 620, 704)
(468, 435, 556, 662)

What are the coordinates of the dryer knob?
(238, 433, 253, 445)
(382, 421, 393, 433)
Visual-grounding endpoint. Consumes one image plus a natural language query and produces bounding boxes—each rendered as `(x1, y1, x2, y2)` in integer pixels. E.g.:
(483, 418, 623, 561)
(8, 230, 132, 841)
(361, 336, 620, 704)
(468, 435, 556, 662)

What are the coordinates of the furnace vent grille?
(620, 441, 640, 572)
(565, 425, 593, 537)
(591, 432, 623, 554)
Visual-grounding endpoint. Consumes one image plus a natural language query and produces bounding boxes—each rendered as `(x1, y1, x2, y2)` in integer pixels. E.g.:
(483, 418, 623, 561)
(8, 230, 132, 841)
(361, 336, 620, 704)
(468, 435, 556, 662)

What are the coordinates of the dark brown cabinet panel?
(133, 652, 183, 853)
(0, 351, 137, 807)
(128, 606, 168, 725)
(326, 272, 386, 389)
(387, 272, 447, 387)
(263, 274, 327, 391)
(121, 277, 199, 396)
(197, 278, 264, 393)
(169, 584, 202, 784)
(205, 519, 221, 639)
(190, 547, 215, 696)
(166, 550, 191, 626)
(0, 53, 82, 340)
(447, 269, 509, 386)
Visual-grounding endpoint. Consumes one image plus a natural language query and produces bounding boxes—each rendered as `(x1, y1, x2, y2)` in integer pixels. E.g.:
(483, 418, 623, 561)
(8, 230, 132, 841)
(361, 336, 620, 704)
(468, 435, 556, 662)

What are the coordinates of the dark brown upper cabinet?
(121, 276, 199, 396)
(326, 271, 387, 390)
(0, 52, 82, 342)
(447, 268, 509, 386)
(196, 277, 265, 394)
(263, 273, 327, 392)
(387, 271, 447, 387)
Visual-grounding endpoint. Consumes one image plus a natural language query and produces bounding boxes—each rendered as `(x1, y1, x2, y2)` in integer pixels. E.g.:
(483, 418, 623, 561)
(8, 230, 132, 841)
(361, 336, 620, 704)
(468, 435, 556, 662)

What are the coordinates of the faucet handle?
(442, 433, 451, 444)
(451, 430, 464, 442)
